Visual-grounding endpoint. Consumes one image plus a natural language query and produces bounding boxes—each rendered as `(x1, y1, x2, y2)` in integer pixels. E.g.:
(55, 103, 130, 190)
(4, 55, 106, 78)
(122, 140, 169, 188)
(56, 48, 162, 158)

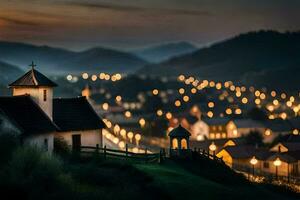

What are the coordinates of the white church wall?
(13, 87, 53, 120)
(23, 132, 54, 153)
(55, 129, 102, 148)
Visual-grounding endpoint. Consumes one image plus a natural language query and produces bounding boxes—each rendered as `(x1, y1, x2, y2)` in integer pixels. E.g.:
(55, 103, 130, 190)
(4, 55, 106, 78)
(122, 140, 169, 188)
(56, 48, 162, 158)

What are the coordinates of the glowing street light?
(273, 157, 282, 180)
(250, 156, 258, 178)
(135, 133, 141, 146)
(139, 118, 146, 127)
(127, 132, 134, 143)
(209, 142, 217, 157)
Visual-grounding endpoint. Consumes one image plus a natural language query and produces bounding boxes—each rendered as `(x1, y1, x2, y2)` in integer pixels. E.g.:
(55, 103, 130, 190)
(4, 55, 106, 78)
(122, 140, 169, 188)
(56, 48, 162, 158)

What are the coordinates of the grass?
(135, 156, 300, 200)
(0, 134, 298, 200)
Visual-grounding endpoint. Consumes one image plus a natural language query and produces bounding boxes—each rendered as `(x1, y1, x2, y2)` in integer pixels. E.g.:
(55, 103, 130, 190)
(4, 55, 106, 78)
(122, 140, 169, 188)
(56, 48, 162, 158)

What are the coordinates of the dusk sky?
(0, 0, 299, 50)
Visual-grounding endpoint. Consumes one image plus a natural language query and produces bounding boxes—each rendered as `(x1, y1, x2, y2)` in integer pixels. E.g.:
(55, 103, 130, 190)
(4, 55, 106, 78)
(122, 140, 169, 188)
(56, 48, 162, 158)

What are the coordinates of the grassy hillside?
(0, 134, 298, 200)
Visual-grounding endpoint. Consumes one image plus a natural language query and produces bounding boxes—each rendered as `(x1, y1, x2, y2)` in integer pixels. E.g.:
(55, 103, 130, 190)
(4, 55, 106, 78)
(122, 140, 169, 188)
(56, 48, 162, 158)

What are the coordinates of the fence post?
(125, 144, 128, 159)
(159, 149, 162, 164)
(104, 145, 106, 160)
(96, 144, 99, 155)
(145, 148, 148, 164)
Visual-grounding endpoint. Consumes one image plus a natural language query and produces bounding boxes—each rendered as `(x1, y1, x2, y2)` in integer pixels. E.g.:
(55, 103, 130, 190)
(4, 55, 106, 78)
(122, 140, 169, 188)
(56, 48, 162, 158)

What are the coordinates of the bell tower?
(9, 62, 57, 120)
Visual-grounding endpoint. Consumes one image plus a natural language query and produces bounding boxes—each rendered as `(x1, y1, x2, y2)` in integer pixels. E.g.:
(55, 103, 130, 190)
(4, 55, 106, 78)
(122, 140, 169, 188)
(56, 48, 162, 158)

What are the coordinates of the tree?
(247, 107, 268, 121)
(243, 131, 264, 147)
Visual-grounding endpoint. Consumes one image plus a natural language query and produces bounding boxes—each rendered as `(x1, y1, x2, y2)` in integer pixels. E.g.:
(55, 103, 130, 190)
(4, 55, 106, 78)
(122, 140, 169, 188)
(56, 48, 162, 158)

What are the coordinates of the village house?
(217, 137, 300, 178)
(226, 119, 265, 138)
(0, 64, 105, 152)
(263, 119, 293, 143)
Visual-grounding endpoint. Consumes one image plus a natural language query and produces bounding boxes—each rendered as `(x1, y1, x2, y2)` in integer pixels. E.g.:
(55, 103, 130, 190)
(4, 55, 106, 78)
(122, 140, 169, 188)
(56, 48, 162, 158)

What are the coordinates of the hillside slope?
(139, 31, 300, 90)
(133, 41, 197, 63)
(0, 41, 148, 74)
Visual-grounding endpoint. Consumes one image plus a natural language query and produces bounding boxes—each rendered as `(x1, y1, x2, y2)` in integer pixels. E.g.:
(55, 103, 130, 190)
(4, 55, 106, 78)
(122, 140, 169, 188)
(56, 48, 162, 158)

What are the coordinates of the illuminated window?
(43, 90, 47, 101)
(218, 126, 222, 131)
(181, 139, 187, 149)
(216, 133, 221, 139)
(172, 138, 178, 149)
(210, 133, 215, 139)
(222, 133, 227, 138)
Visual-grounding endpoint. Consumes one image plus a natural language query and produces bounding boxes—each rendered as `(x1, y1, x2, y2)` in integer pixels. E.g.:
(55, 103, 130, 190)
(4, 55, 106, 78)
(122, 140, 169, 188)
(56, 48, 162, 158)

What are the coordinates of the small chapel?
(0, 62, 106, 153)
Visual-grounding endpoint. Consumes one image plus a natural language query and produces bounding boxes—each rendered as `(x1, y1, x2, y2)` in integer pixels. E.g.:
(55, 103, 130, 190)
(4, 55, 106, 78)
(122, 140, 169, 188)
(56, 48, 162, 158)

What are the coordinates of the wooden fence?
(193, 148, 225, 164)
(78, 145, 164, 163)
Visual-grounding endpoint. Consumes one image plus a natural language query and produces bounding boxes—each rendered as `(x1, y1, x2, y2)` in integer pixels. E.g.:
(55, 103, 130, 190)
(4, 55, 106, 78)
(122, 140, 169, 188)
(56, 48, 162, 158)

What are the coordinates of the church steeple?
(9, 62, 57, 120)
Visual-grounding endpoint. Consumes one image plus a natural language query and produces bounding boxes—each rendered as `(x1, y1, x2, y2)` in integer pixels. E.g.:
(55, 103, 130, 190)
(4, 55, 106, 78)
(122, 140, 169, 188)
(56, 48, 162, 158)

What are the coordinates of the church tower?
(82, 84, 92, 100)
(8, 62, 57, 120)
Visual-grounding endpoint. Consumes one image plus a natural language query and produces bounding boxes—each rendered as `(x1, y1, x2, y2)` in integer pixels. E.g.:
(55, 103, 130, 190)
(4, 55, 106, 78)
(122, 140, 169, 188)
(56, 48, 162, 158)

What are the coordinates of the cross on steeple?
(29, 61, 36, 69)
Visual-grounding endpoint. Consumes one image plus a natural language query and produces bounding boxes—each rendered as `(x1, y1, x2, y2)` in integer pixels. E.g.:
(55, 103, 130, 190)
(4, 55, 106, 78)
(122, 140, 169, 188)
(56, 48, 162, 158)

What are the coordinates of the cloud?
(0, 16, 40, 26)
(66, 1, 212, 16)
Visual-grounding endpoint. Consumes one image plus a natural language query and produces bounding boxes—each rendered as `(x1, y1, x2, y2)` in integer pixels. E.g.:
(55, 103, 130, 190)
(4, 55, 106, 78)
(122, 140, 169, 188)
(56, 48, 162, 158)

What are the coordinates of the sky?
(0, 0, 299, 50)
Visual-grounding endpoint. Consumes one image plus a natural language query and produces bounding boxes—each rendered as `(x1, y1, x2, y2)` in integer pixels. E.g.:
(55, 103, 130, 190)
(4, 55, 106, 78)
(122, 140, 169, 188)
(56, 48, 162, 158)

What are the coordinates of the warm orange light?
(178, 88, 185, 94)
(102, 103, 109, 110)
(209, 142, 217, 152)
(250, 156, 258, 165)
(208, 102, 214, 108)
(166, 112, 172, 119)
(152, 89, 159, 95)
(183, 95, 189, 102)
(175, 100, 181, 107)
(273, 158, 282, 167)
(157, 109, 163, 116)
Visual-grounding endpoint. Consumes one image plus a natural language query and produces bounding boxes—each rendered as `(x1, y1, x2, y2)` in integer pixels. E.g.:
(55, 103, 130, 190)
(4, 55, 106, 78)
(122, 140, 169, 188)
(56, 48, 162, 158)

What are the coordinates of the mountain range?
(0, 42, 147, 74)
(139, 30, 300, 91)
(132, 41, 197, 63)
(1, 30, 300, 91)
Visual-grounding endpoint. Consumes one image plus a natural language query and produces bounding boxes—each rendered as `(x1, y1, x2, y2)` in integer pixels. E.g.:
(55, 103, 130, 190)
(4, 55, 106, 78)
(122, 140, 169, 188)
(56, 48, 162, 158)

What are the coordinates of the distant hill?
(0, 61, 23, 84)
(0, 61, 23, 95)
(0, 41, 148, 74)
(139, 31, 300, 90)
(132, 42, 197, 63)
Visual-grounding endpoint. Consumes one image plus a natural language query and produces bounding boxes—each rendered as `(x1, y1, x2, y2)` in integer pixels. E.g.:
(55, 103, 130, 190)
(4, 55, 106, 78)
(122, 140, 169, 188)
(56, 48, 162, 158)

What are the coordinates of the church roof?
(53, 97, 106, 132)
(9, 68, 57, 87)
(0, 95, 58, 135)
(168, 125, 191, 137)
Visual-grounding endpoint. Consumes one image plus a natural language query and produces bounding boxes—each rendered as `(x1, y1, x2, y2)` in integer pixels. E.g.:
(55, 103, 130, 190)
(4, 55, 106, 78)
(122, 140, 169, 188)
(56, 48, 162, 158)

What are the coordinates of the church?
(0, 62, 106, 153)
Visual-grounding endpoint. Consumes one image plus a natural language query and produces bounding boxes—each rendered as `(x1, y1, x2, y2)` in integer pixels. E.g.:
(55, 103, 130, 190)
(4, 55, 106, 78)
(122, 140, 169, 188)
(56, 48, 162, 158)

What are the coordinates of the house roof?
(168, 125, 191, 137)
(202, 117, 230, 126)
(222, 145, 272, 160)
(185, 115, 199, 124)
(9, 68, 57, 87)
(53, 97, 105, 132)
(0, 95, 58, 135)
(264, 119, 292, 132)
(284, 150, 300, 160)
(280, 142, 300, 151)
(288, 117, 300, 129)
(267, 153, 297, 163)
(231, 119, 265, 128)
(190, 138, 246, 151)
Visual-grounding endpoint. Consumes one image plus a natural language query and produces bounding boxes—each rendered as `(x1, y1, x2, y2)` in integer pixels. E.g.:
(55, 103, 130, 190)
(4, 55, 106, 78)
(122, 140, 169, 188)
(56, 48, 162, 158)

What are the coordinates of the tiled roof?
(0, 95, 58, 135)
(202, 117, 230, 126)
(232, 119, 265, 128)
(264, 119, 293, 132)
(223, 145, 272, 160)
(9, 68, 57, 87)
(168, 124, 191, 137)
(53, 97, 105, 132)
